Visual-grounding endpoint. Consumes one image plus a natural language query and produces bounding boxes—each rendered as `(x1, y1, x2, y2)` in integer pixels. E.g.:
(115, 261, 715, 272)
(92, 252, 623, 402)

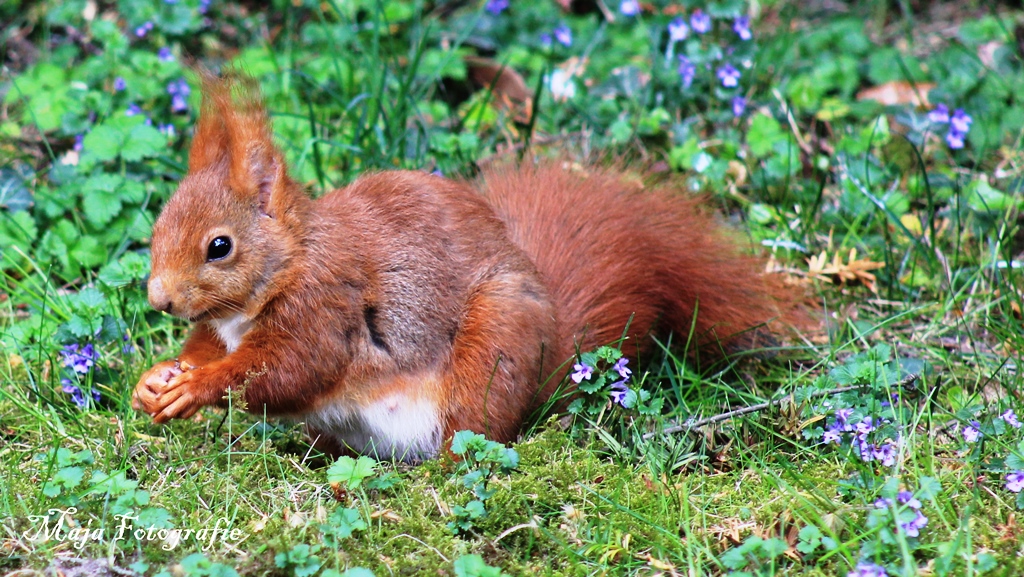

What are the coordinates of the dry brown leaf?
(857, 81, 935, 107)
(806, 248, 885, 293)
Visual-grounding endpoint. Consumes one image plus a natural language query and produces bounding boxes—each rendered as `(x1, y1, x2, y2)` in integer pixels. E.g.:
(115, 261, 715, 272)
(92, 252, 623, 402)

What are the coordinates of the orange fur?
(132, 74, 802, 459)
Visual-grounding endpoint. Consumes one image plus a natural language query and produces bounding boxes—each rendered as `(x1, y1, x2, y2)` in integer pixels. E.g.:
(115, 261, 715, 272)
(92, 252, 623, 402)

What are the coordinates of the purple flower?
(873, 443, 896, 467)
(609, 380, 630, 407)
(951, 108, 972, 134)
(858, 442, 876, 462)
(963, 420, 981, 443)
(571, 363, 593, 383)
(113, 76, 126, 91)
(199, 0, 212, 13)
(619, 0, 640, 16)
(847, 562, 888, 577)
(61, 380, 87, 408)
(678, 56, 695, 88)
(612, 357, 631, 380)
(1001, 409, 1022, 429)
(717, 64, 740, 88)
(168, 78, 191, 113)
(540, 33, 552, 47)
(62, 343, 98, 374)
(484, 0, 508, 15)
(927, 104, 949, 124)
(900, 511, 928, 537)
(122, 334, 136, 355)
(733, 16, 752, 40)
(731, 95, 746, 117)
(874, 497, 893, 508)
(945, 129, 965, 149)
(553, 24, 572, 47)
(126, 103, 142, 117)
(835, 408, 854, 427)
(1006, 471, 1024, 493)
(855, 417, 875, 435)
(822, 428, 842, 444)
(690, 10, 711, 34)
(897, 491, 921, 510)
(134, 21, 154, 38)
(668, 18, 688, 42)
(159, 123, 177, 138)
(73, 134, 84, 151)
(158, 47, 174, 62)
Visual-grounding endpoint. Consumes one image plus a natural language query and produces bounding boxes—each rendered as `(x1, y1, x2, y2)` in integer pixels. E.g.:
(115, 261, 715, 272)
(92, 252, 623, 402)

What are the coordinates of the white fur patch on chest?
(209, 314, 252, 353)
(304, 393, 442, 462)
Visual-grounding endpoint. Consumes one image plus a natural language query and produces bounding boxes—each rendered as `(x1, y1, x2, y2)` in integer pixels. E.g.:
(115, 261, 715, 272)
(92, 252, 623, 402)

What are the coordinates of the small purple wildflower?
(612, 357, 631, 380)
(668, 18, 688, 42)
(927, 104, 949, 124)
(822, 428, 842, 444)
(847, 562, 888, 577)
(855, 417, 875, 435)
(690, 10, 711, 34)
(873, 442, 896, 467)
(135, 21, 154, 38)
(540, 33, 552, 47)
(717, 64, 740, 88)
(571, 363, 593, 383)
(62, 343, 98, 374)
(168, 78, 191, 113)
(951, 108, 972, 134)
(897, 491, 922, 510)
(963, 420, 981, 443)
(677, 56, 695, 88)
(553, 23, 572, 47)
(74, 134, 84, 152)
(874, 497, 893, 508)
(858, 442, 876, 462)
(1001, 409, 1022, 429)
(1006, 471, 1024, 493)
(609, 380, 630, 406)
(199, 0, 212, 13)
(945, 129, 965, 149)
(484, 0, 508, 15)
(61, 379, 88, 408)
(159, 123, 177, 138)
(900, 510, 928, 537)
(731, 95, 746, 117)
(122, 334, 136, 355)
(733, 16, 752, 40)
(619, 0, 640, 16)
(835, 408, 854, 428)
(113, 76, 127, 91)
(158, 47, 174, 62)
(126, 103, 142, 117)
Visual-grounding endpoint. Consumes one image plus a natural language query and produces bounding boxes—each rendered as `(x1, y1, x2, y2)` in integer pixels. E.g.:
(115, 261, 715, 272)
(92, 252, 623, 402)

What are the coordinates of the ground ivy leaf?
(122, 124, 166, 161)
(82, 125, 124, 163)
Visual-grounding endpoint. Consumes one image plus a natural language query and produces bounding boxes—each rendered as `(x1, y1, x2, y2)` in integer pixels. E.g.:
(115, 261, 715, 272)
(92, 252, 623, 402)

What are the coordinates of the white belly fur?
(210, 314, 251, 353)
(303, 393, 442, 462)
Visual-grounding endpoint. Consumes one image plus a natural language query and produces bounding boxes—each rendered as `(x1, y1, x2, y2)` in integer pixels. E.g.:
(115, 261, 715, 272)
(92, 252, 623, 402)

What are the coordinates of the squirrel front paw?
(133, 360, 207, 422)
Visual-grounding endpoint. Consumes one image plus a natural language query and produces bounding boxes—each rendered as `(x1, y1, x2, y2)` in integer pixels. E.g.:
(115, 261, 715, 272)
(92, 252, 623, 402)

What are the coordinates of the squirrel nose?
(148, 277, 173, 314)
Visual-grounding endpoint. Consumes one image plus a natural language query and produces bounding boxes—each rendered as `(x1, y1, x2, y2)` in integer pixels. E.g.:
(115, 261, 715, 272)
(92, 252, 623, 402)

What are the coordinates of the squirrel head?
(148, 71, 311, 321)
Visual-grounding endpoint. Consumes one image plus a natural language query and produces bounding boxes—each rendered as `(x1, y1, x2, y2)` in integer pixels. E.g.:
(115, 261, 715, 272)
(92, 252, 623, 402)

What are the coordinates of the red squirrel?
(132, 72, 799, 461)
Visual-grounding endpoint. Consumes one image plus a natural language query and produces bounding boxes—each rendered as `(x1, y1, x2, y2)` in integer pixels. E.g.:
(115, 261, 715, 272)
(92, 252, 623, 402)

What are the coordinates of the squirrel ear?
(194, 71, 294, 218)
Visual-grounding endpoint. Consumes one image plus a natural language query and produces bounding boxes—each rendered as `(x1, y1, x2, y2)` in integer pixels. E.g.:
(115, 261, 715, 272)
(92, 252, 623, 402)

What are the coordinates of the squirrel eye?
(206, 236, 232, 261)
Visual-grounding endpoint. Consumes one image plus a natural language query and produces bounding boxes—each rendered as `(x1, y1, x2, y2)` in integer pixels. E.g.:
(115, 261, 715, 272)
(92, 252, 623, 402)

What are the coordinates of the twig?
(642, 374, 920, 440)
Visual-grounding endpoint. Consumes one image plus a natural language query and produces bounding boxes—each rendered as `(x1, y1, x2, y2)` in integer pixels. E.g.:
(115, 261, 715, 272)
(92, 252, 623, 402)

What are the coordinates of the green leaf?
(81, 125, 125, 163)
(0, 166, 34, 211)
(322, 507, 367, 541)
(453, 554, 507, 577)
(450, 430, 479, 455)
(121, 124, 166, 161)
(326, 456, 377, 490)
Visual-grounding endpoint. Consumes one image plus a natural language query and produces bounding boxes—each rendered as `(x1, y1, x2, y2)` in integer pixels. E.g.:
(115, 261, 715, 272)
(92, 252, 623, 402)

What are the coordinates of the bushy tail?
(478, 160, 800, 372)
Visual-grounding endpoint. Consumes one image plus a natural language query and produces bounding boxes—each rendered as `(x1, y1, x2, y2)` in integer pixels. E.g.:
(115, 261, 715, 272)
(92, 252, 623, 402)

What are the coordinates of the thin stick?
(642, 374, 920, 440)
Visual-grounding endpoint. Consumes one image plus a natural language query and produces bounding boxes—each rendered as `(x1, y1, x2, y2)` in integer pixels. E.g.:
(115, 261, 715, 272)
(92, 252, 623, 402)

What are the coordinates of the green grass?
(4, 1, 1024, 575)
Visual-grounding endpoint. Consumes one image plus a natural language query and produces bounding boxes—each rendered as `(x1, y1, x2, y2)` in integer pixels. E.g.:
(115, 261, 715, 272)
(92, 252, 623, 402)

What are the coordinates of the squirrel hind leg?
(440, 268, 558, 445)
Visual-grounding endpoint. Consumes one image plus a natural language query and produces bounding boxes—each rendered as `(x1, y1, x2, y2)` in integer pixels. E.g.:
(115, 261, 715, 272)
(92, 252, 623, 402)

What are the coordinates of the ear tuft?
(188, 68, 293, 217)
